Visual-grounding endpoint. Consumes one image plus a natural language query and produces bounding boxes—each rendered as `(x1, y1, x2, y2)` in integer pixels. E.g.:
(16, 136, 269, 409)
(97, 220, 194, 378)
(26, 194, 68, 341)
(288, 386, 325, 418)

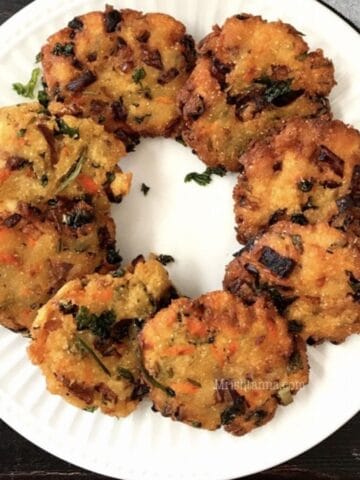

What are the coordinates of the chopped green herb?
(248, 409, 268, 426)
(17, 128, 27, 138)
(59, 300, 78, 315)
(40, 174, 49, 186)
(287, 350, 303, 373)
(142, 86, 153, 99)
(290, 234, 304, 253)
(297, 52, 309, 61)
(13, 67, 41, 99)
(346, 270, 360, 302)
(76, 306, 117, 338)
(184, 166, 226, 186)
(255, 76, 294, 104)
(111, 267, 126, 278)
(35, 52, 43, 63)
(175, 136, 186, 147)
(83, 406, 98, 413)
(52, 42, 75, 57)
(106, 248, 122, 265)
(106, 171, 116, 184)
(55, 118, 80, 139)
(141, 183, 150, 195)
(220, 402, 246, 425)
(38, 89, 50, 109)
(75, 335, 111, 376)
(288, 320, 304, 334)
(297, 178, 313, 192)
(132, 67, 146, 84)
(117, 367, 135, 383)
(141, 365, 176, 397)
(191, 421, 202, 428)
(56, 148, 87, 193)
(264, 79, 292, 104)
(157, 254, 175, 266)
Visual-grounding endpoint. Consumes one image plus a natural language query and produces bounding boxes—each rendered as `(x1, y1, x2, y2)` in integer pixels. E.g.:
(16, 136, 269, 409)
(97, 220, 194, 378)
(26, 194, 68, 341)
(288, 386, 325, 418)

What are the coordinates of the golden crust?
(42, 7, 196, 147)
(224, 222, 360, 343)
(0, 103, 131, 209)
(28, 258, 173, 417)
(178, 14, 335, 171)
(0, 197, 118, 332)
(140, 291, 308, 435)
(234, 119, 360, 243)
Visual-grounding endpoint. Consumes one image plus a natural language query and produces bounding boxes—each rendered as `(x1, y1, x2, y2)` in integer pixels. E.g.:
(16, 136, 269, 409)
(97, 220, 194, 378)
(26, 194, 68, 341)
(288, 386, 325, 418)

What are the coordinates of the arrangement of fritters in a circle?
(29, 258, 174, 416)
(0, 2, 358, 440)
(233, 118, 360, 243)
(224, 222, 360, 344)
(140, 291, 308, 435)
(42, 7, 196, 151)
(0, 103, 131, 207)
(178, 14, 335, 171)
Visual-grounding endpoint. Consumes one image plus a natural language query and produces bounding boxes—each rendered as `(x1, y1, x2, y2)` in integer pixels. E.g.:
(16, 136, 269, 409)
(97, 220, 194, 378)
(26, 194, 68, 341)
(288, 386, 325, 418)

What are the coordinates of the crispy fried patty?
(0, 197, 119, 332)
(224, 222, 360, 344)
(178, 14, 335, 171)
(0, 103, 131, 208)
(234, 119, 360, 243)
(140, 291, 308, 435)
(42, 7, 196, 149)
(28, 258, 174, 416)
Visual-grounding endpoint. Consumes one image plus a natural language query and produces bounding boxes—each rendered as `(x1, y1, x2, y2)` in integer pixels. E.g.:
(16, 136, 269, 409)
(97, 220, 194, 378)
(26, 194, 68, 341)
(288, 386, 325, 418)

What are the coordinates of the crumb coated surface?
(140, 291, 308, 435)
(29, 258, 174, 416)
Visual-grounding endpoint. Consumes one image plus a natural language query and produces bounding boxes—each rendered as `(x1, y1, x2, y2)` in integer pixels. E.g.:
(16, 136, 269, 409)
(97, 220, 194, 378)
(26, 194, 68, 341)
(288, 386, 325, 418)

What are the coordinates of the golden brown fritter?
(41, 7, 196, 149)
(140, 291, 308, 435)
(178, 14, 335, 171)
(224, 222, 360, 344)
(0, 197, 120, 332)
(28, 258, 174, 417)
(234, 119, 360, 243)
(0, 103, 131, 209)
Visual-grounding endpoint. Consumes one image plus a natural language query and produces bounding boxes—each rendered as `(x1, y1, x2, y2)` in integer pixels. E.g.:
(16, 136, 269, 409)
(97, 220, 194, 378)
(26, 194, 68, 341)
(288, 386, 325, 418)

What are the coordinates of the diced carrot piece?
(163, 344, 195, 356)
(26, 236, 38, 248)
(228, 340, 238, 356)
(267, 319, 278, 338)
(77, 174, 99, 195)
(171, 382, 199, 395)
(0, 252, 19, 265)
(92, 287, 113, 303)
(0, 169, 11, 183)
(186, 317, 208, 337)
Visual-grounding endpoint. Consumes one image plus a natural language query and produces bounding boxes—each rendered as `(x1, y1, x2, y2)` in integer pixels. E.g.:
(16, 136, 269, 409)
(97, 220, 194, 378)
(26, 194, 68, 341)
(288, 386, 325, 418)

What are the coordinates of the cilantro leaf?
(13, 68, 41, 99)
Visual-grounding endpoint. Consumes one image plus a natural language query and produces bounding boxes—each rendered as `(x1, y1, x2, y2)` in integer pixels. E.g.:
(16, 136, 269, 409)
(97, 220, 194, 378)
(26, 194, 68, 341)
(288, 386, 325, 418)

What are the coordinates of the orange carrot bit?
(77, 174, 99, 195)
(93, 287, 113, 304)
(171, 382, 199, 395)
(0, 227, 15, 242)
(26, 235, 39, 248)
(266, 319, 278, 338)
(227, 340, 239, 357)
(0, 252, 19, 266)
(163, 344, 195, 357)
(0, 169, 11, 183)
(186, 317, 208, 337)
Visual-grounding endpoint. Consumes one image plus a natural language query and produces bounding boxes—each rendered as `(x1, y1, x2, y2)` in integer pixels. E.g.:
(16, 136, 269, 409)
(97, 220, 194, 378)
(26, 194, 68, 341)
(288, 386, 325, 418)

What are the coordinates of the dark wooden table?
(0, 1, 359, 479)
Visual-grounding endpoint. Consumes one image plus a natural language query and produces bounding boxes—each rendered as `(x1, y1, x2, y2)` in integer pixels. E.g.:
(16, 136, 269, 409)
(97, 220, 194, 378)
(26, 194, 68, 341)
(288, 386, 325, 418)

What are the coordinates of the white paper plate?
(0, 1, 359, 479)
